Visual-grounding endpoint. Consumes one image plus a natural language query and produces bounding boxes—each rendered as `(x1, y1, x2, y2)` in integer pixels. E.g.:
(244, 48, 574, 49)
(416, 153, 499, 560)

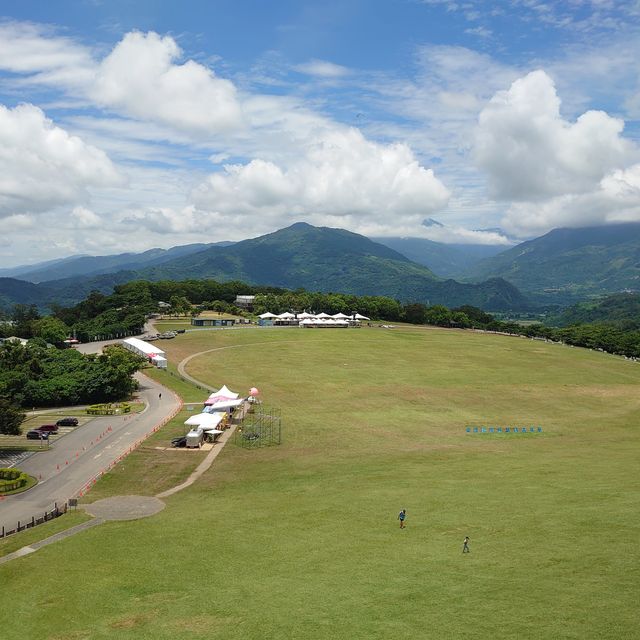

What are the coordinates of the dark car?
(176, 329, 186, 334)
(171, 436, 187, 448)
(56, 417, 78, 427)
(37, 424, 59, 434)
(26, 430, 49, 440)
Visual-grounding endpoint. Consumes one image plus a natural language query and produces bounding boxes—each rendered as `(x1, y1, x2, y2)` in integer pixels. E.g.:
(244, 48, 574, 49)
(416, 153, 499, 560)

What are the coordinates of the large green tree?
(0, 398, 25, 435)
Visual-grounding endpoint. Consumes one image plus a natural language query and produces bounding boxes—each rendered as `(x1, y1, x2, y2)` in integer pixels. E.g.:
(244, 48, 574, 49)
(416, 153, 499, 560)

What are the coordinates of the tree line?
(0, 341, 145, 434)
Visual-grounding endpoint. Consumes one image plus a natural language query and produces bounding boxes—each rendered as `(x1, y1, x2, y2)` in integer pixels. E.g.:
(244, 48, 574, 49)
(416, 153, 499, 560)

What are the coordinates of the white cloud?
(502, 162, 640, 235)
(475, 70, 635, 202)
(93, 31, 243, 136)
(0, 26, 244, 139)
(4, 213, 35, 230)
(294, 59, 350, 78)
(419, 223, 512, 245)
(192, 127, 450, 234)
(0, 103, 124, 218)
(70, 205, 102, 229)
(0, 21, 94, 88)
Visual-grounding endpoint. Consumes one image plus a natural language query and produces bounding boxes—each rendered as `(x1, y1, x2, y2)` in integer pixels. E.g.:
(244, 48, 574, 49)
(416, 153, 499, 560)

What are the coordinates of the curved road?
(0, 340, 180, 534)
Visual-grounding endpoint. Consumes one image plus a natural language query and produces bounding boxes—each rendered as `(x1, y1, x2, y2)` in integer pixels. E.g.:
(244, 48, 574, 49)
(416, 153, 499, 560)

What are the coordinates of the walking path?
(156, 423, 238, 498)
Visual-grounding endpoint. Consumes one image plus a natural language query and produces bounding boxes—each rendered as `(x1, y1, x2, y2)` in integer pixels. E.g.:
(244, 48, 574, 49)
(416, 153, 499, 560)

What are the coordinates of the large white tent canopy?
(184, 412, 226, 427)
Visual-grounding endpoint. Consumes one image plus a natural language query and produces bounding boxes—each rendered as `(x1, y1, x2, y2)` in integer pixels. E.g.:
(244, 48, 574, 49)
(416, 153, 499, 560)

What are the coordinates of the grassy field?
(1, 325, 639, 639)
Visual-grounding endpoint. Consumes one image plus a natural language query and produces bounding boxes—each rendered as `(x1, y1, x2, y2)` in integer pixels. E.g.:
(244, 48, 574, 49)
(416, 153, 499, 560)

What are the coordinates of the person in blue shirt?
(398, 509, 406, 529)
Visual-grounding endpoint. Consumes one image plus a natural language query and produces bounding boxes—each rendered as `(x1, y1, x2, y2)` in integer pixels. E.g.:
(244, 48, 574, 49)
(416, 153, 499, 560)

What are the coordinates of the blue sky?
(1, 0, 640, 266)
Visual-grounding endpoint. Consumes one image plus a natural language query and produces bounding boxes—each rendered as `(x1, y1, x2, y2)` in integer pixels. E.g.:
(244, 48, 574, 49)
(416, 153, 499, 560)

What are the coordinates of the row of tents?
(258, 312, 370, 327)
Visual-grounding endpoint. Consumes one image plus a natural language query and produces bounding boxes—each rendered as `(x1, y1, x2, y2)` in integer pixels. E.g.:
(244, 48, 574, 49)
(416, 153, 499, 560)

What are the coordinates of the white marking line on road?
(93, 453, 103, 459)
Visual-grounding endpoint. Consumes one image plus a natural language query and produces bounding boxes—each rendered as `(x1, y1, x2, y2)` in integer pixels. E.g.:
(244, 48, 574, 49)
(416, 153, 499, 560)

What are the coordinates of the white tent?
(205, 385, 239, 405)
(315, 312, 332, 318)
(184, 412, 225, 427)
(354, 313, 370, 320)
(297, 312, 315, 319)
(332, 313, 350, 319)
(276, 312, 296, 319)
(259, 312, 277, 319)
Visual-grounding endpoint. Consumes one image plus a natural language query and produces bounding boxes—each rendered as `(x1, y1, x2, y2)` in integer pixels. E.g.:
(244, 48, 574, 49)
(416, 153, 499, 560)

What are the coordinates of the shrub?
(0, 467, 29, 493)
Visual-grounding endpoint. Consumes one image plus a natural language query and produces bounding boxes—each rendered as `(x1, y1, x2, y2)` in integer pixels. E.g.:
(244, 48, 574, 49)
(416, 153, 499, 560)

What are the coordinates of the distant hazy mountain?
(373, 237, 507, 278)
(0, 223, 529, 312)
(0, 277, 53, 309)
(0, 255, 88, 279)
(464, 223, 640, 297)
(18, 242, 233, 283)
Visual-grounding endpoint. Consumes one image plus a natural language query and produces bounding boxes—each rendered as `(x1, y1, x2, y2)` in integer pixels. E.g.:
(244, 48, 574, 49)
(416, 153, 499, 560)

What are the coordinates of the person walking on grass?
(463, 536, 470, 553)
(398, 509, 407, 529)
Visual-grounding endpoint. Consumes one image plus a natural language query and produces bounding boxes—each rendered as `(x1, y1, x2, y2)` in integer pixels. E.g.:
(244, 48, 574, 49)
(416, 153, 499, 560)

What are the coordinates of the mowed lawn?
(2, 326, 639, 639)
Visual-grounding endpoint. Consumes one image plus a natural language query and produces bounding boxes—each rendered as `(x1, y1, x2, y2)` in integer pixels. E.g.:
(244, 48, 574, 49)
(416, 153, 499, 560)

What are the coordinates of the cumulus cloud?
(0, 26, 244, 138)
(192, 127, 450, 233)
(475, 70, 640, 236)
(502, 162, 640, 236)
(0, 103, 124, 218)
(475, 70, 634, 202)
(93, 31, 243, 136)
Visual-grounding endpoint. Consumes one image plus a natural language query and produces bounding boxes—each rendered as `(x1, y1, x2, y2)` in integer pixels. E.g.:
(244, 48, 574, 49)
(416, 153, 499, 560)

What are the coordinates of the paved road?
(0, 340, 180, 534)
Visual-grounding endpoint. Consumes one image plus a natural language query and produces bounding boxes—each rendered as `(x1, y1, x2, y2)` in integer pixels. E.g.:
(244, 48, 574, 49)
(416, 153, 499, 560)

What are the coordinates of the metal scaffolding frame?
(235, 404, 282, 448)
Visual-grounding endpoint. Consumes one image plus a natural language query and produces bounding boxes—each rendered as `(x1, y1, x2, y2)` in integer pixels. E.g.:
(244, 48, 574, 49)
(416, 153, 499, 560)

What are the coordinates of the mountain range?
(2, 221, 639, 314)
(464, 222, 640, 301)
(1, 223, 525, 312)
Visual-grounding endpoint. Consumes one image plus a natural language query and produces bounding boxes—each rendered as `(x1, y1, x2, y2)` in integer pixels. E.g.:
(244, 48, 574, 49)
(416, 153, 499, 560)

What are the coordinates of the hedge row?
(0, 467, 29, 493)
(86, 402, 132, 415)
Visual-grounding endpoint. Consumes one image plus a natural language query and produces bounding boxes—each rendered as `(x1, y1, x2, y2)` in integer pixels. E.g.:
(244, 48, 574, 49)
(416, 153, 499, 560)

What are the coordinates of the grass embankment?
(0, 511, 92, 558)
(2, 326, 639, 639)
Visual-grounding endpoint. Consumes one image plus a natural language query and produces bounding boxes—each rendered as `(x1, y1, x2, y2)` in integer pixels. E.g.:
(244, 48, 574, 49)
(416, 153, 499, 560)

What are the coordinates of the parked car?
(159, 331, 177, 339)
(176, 329, 186, 334)
(56, 417, 79, 427)
(171, 436, 187, 448)
(26, 430, 49, 440)
(37, 423, 60, 434)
